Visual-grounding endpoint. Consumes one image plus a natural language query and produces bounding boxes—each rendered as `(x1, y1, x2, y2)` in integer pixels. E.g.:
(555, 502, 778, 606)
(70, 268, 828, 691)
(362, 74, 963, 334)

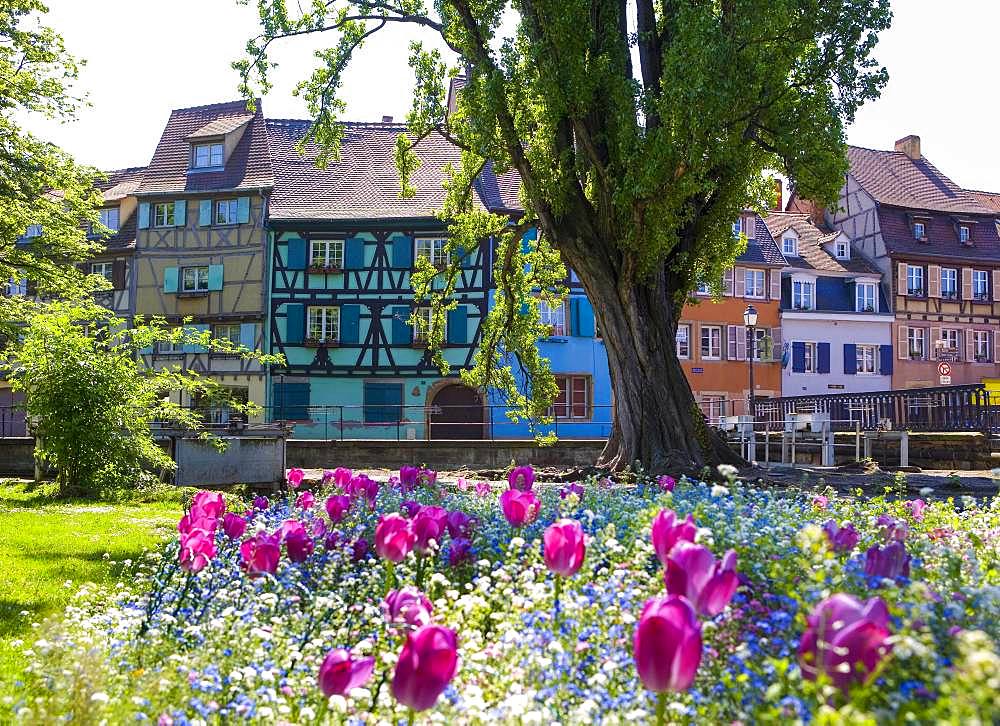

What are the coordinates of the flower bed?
(11, 466, 1000, 724)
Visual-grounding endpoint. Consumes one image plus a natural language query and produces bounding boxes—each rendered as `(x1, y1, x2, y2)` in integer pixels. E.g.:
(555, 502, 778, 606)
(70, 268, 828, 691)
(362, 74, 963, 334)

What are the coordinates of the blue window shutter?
(460, 243, 477, 269)
(286, 237, 307, 270)
(391, 306, 412, 345)
(239, 323, 256, 350)
(341, 304, 361, 343)
(573, 297, 595, 337)
(285, 303, 305, 344)
(273, 381, 310, 420)
(163, 267, 179, 293)
(198, 200, 212, 227)
(570, 298, 580, 334)
(521, 228, 537, 255)
(183, 323, 209, 353)
(345, 237, 365, 270)
(138, 203, 150, 229)
(791, 342, 806, 373)
(879, 345, 893, 376)
(843, 344, 857, 375)
(174, 200, 186, 227)
(207, 265, 224, 291)
(392, 235, 413, 268)
(236, 197, 250, 224)
(364, 382, 402, 423)
(817, 342, 831, 374)
(447, 305, 468, 344)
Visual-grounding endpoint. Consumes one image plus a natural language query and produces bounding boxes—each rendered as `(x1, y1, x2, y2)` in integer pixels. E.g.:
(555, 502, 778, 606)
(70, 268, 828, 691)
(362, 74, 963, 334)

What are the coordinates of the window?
(195, 387, 248, 426)
(782, 237, 798, 256)
(98, 208, 120, 232)
(6, 278, 27, 296)
(960, 225, 971, 243)
(91, 262, 114, 282)
(416, 238, 450, 267)
(539, 300, 567, 336)
(913, 221, 925, 240)
(676, 324, 690, 359)
(974, 331, 991, 362)
(973, 270, 989, 300)
(700, 325, 722, 360)
(748, 328, 768, 361)
(310, 239, 344, 269)
(154, 202, 176, 227)
(856, 282, 877, 312)
(696, 281, 710, 295)
(941, 268, 958, 298)
(731, 221, 742, 238)
(835, 240, 850, 260)
(24, 224, 42, 238)
(192, 142, 224, 169)
(906, 265, 924, 296)
(908, 327, 925, 360)
(157, 331, 183, 355)
(792, 280, 814, 310)
(803, 342, 817, 373)
(213, 323, 242, 347)
(364, 382, 403, 424)
(701, 395, 727, 424)
(550, 375, 591, 420)
(181, 266, 209, 292)
(939, 329, 960, 358)
(857, 345, 877, 374)
(307, 306, 339, 343)
(215, 199, 239, 225)
(412, 306, 436, 343)
(744, 269, 765, 298)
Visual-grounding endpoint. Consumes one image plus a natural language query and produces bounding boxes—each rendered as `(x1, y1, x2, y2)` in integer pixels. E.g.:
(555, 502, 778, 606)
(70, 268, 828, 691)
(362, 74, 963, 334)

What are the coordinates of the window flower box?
(307, 265, 343, 274)
(303, 338, 339, 348)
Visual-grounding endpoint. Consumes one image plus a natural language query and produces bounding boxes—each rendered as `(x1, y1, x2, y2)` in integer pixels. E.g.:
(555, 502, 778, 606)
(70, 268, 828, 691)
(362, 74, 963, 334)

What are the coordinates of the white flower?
(711, 484, 730, 498)
(299, 706, 316, 721)
(717, 464, 739, 478)
(90, 692, 110, 704)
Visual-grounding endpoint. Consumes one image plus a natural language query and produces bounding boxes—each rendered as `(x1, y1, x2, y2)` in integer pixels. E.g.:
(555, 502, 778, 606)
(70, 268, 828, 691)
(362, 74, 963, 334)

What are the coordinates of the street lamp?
(743, 305, 758, 416)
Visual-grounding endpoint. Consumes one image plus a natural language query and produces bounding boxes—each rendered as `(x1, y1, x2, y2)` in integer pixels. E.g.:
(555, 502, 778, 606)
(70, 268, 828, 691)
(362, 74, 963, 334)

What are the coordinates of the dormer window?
(192, 142, 224, 169)
(731, 221, 742, 238)
(959, 225, 971, 243)
(913, 221, 925, 240)
(782, 236, 797, 256)
(99, 207, 120, 233)
(835, 240, 850, 260)
(24, 224, 42, 238)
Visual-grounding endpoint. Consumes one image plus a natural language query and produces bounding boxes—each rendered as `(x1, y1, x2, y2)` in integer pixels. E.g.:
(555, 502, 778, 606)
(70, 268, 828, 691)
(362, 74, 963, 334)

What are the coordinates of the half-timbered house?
(86, 166, 145, 317)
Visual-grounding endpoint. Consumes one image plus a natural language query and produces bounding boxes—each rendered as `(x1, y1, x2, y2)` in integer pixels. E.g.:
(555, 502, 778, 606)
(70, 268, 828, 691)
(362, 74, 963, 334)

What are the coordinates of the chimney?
(772, 177, 783, 211)
(381, 115, 393, 123)
(894, 135, 921, 160)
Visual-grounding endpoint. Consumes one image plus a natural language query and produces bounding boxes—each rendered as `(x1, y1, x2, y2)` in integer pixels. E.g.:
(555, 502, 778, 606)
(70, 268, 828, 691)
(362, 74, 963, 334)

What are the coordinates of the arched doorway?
(429, 384, 484, 439)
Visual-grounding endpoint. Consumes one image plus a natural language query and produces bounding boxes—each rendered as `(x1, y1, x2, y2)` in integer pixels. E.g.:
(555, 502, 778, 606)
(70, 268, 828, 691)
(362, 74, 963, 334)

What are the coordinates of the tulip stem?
(385, 561, 396, 593)
(406, 707, 415, 726)
(655, 691, 666, 726)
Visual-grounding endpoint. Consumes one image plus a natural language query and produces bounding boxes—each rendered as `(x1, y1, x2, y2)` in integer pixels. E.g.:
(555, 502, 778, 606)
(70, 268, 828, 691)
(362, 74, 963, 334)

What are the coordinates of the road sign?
(940, 375, 951, 385)
(938, 362, 952, 377)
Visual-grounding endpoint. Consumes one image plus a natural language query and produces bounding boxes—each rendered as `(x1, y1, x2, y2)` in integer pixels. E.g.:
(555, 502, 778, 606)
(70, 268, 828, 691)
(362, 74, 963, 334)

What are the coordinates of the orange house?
(678, 211, 786, 419)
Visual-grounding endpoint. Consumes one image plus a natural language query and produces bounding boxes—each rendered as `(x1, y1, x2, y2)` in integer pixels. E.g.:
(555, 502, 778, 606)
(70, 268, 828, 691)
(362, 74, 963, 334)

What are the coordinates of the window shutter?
(993, 331, 1000, 364)
(577, 297, 595, 337)
(521, 229, 537, 255)
(207, 265, 224, 291)
(391, 306, 413, 345)
(897, 325, 908, 360)
(344, 237, 365, 270)
(392, 235, 414, 269)
(727, 325, 737, 360)
(992, 270, 1000, 303)
(879, 345, 893, 375)
(735, 325, 747, 361)
(817, 342, 830, 374)
(769, 327, 782, 362)
(163, 266, 179, 293)
(183, 323, 210, 353)
(286, 237, 307, 270)
(340, 304, 361, 344)
(769, 270, 781, 301)
(928, 265, 941, 297)
(460, 243, 477, 269)
(174, 200, 186, 227)
(962, 268, 973, 300)
(239, 323, 256, 350)
(198, 200, 212, 227)
(285, 303, 305, 345)
(447, 305, 468, 345)
(843, 343, 857, 374)
(112, 260, 126, 290)
(723, 268, 734, 296)
(791, 342, 806, 372)
(734, 267, 746, 297)
(236, 197, 250, 224)
(272, 381, 310, 421)
(138, 202, 150, 229)
(931, 327, 941, 358)
(966, 331, 976, 363)
(897, 263, 908, 295)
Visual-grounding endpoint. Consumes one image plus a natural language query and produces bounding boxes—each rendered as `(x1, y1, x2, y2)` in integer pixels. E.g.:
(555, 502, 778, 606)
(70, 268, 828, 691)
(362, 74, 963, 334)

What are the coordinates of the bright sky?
(21, 0, 1000, 192)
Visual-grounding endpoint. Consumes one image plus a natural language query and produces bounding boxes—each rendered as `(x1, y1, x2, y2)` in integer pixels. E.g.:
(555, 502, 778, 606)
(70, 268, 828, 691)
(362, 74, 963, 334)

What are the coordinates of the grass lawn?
(0, 480, 180, 695)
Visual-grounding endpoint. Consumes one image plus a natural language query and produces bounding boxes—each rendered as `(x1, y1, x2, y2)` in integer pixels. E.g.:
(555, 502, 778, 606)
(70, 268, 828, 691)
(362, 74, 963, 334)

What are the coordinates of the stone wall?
(754, 432, 996, 470)
(0, 438, 35, 475)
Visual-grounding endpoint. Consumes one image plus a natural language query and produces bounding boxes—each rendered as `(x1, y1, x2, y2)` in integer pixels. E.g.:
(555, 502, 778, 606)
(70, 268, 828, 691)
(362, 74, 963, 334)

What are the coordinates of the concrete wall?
(782, 315, 893, 395)
(0, 438, 35, 475)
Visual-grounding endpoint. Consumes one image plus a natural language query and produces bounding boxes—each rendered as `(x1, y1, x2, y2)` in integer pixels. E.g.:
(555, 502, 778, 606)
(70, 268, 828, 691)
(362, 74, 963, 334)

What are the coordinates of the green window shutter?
(239, 323, 256, 350)
(236, 197, 250, 224)
(364, 382, 403, 423)
(344, 237, 365, 270)
(391, 305, 412, 345)
(521, 228, 537, 255)
(286, 237, 307, 270)
(163, 266, 179, 293)
(285, 303, 305, 345)
(341, 304, 361, 344)
(174, 200, 187, 227)
(392, 235, 414, 269)
(198, 200, 212, 227)
(138, 203, 150, 229)
(183, 323, 210, 353)
(272, 381, 310, 420)
(447, 305, 468, 345)
(207, 265, 224, 291)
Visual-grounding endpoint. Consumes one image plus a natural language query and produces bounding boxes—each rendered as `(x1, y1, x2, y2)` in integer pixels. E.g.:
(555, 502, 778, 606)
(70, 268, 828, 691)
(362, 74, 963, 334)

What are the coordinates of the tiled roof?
(98, 166, 145, 202)
(967, 189, 1000, 213)
(877, 205, 1000, 262)
(736, 216, 786, 267)
(266, 119, 522, 221)
(186, 115, 253, 140)
(847, 145, 993, 215)
(763, 212, 880, 275)
(136, 100, 273, 195)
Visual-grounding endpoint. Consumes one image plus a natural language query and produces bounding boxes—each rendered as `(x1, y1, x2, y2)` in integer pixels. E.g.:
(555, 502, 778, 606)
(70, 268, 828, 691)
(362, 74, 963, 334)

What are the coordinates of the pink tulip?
(663, 541, 739, 617)
(325, 494, 351, 523)
(191, 490, 225, 520)
(374, 513, 417, 562)
(280, 520, 315, 563)
(448, 537, 473, 566)
(560, 482, 584, 499)
(864, 541, 910, 580)
(798, 593, 892, 692)
(400, 499, 422, 518)
(253, 495, 269, 510)
(330, 467, 352, 489)
(351, 537, 370, 561)
(543, 519, 586, 577)
(418, 468, 437, 488)
(475, 481, 492, 497)
(455, 477, 471, 492)
(446, 510, 475, 539)
(311, 518, 327, 537)
(179, 528, 216, 573)
(383, 587, 434, 628)
(347, 474, 379, 505)
(412, 506, 448, 554)
(877, 514, 908, 542)
(318, 649, 375, 697)
(657, 475, 676, 492)
(822, 520, 860, 553)
(295, 491, 315, 510)
(507, 465, 534, 491)
(399, 466, 420, 493)
(287, 468, 305, 489)
(500, 488, 540, 528)
(812, 494, 829, 509)
(391, 625, 459, 712)
(221, 512, 246, 540)
(650, 509, 697, 567)
(633, 595, 702, 693)
(177, 513, 217, 535)
(240, 531, 281, 576)
(905, 499, 927, 521)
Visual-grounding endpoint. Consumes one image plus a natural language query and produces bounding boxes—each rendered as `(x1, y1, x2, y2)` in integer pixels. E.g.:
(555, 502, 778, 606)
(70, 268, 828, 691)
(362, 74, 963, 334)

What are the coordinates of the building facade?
(86, 166, 146, 318)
